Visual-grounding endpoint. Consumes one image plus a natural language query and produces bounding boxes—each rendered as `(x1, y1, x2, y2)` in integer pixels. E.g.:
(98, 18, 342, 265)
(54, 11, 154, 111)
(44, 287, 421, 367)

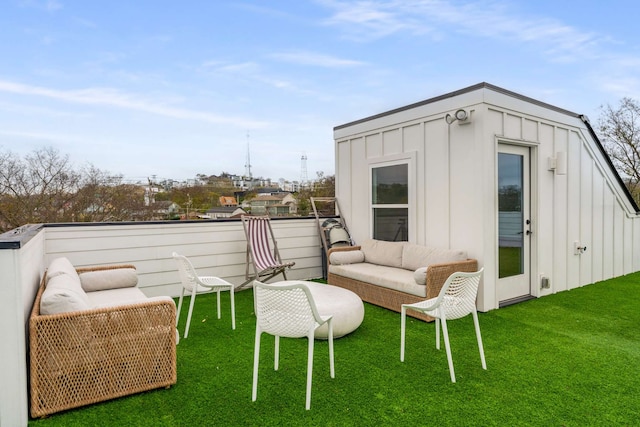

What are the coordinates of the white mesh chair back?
(174, 252, 202, 293)
(254, 282, 321, 338)
(400, 268, 485, 383)
(172, 252, 236, 338)
(252, 281, 334, 410)
(437, 270, 482, 320)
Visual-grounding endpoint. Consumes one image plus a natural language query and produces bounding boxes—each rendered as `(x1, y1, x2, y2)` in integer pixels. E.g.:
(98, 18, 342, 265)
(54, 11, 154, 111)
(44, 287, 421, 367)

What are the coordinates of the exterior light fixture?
(445, 109, 470, 125)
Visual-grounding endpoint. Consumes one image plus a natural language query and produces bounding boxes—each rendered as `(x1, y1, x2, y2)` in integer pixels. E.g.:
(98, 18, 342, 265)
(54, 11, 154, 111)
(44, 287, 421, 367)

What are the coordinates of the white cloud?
(270, 50, 367, 68)
(0, 80, 268, 128)
(319, 0, 608, 61)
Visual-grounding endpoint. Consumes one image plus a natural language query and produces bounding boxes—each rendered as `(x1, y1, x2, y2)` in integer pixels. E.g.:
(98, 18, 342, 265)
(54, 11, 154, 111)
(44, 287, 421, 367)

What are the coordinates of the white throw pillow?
(329, 250, 365, 265)
(360, 239, 405, 268)
(79, 268, 138, 292)
(402, 244, 467, 271)
(46, 257, 79, 281)
(40, 274, 91, 315)
(413, 267, 428, 285)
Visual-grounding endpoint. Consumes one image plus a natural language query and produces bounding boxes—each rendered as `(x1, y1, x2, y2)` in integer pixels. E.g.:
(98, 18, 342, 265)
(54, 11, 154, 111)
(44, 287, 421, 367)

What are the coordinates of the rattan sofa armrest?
(425, 259, 478, 299)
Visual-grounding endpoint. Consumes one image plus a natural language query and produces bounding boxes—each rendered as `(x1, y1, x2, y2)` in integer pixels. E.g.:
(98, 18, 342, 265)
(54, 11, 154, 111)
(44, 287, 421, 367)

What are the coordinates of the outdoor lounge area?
(26, 273, 640, 425)
(0, 219, 640, 426)
(1, 218, 639, 426)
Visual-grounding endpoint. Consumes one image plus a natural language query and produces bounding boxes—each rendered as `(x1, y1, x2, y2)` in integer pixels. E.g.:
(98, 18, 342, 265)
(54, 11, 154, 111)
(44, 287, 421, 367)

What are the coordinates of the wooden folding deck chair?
(238, 215, 295, 290)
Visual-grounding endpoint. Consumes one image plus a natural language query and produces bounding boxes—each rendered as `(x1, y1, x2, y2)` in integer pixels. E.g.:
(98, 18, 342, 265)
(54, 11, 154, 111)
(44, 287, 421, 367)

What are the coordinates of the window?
(371, 163, 409, 241)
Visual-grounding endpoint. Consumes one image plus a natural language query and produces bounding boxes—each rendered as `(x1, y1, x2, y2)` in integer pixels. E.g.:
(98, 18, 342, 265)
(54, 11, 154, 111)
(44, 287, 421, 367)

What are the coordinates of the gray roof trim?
(334, 82, 580, 130)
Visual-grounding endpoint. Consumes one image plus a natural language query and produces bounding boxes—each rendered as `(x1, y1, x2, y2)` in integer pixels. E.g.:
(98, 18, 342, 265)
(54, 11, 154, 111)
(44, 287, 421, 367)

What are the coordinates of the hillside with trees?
(0, 146, 334, 233)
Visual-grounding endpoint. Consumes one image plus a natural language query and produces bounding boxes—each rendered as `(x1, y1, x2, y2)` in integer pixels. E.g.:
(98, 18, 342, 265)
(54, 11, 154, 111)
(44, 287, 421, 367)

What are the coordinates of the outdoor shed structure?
(333, 82, 640, 312)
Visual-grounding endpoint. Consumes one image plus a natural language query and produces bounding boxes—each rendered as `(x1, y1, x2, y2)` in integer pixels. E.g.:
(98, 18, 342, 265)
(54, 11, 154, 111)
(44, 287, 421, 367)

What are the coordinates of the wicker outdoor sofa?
(29, 257, 177, 418)
(327, 239, 478, 322)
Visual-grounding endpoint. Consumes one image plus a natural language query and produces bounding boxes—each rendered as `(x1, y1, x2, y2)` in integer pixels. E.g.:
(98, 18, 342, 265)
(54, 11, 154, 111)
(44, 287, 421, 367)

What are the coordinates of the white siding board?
(523, 118, 538, 141)
(350, 137, 368, 243)
(614, 204, 624, 277)
(634, 219, 640, 271)
(538, 123, 555, 296)
(591, 173, 604, 283)
(504, 114, 522, 139)
(553, 128, 569, 292)
(403, 123, 426, 244)
(623, 216, 633, 274)
(365, 133, 383, 158)
(602, 188, 615, 278)
(383, 128, 402, 155)
(424, 119, 450, 247)
(336, 139, 354, 240)
(579, 146, 593, 286)
(566, 129, 581, 289)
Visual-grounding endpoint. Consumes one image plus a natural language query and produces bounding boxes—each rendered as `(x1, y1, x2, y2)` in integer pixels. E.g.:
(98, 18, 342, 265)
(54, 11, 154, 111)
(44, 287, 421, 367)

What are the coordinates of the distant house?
(219, 196, 238, 207)
(152, 201, 180, 219)
(249, 193, 297, 216)
(206, 206, 246, 219)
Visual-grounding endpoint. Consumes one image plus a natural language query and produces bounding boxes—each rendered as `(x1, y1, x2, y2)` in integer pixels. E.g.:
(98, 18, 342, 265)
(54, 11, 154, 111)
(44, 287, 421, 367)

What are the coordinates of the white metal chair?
(400, 268, 486, 382)
(252, 281, 334, 410)
(172, 252, 235, 338)
(238, 215, 295, 290)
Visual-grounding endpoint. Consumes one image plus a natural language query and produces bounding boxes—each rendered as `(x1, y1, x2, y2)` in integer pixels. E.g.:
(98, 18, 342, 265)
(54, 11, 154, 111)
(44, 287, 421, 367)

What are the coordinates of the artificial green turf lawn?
(29, 273, 640, 426)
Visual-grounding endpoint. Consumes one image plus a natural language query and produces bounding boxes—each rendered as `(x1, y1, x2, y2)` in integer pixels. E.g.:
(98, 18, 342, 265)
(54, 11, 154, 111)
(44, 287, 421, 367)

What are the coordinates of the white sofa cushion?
(46, 257, 80, 281)
(87, 287, 148, 308)
(40, 273, 91, 315)
(401, 244, 467, 271)
(329, 250, 365, 265)
(329, 263, 427, 297)
(360, 239, 405, 268)
(79, 268, 138, 292)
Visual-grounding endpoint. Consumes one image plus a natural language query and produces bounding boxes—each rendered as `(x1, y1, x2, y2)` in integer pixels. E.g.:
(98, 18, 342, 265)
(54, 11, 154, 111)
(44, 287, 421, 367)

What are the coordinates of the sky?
(1, 1, 640, 184)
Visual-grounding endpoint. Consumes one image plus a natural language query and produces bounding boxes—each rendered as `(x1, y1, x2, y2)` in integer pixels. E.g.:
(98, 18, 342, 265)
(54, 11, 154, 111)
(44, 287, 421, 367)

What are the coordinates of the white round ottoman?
(273, 280, 364, 339)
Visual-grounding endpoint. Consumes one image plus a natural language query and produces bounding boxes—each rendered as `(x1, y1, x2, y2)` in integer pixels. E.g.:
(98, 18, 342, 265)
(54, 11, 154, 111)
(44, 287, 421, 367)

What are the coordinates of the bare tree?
(74, 167, 150, 222)
(598, 97, 640, 202)
(0, 147, 82, 231)
(0, 147, 152, 232)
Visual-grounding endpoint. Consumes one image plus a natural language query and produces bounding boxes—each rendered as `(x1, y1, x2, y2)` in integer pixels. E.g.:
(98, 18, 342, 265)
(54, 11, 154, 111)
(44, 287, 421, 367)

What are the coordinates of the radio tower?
(301, 153, 308, 185)
(244, 131, 252, 179)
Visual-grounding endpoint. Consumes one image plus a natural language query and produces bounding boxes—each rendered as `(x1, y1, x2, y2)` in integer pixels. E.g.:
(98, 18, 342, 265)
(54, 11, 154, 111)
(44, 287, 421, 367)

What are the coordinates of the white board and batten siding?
(334, 83, 640, 312)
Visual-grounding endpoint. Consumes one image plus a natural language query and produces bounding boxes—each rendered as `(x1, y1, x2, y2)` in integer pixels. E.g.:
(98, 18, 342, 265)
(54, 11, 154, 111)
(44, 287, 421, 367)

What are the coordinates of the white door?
(497, 144, 532, 303)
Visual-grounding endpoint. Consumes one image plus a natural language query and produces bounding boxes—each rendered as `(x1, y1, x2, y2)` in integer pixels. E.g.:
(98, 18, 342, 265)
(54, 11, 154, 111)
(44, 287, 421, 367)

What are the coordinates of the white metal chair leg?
(435, 317, 441, 350)
(306, 332, 314, 410)
(176, 288, 185, 327)
(252, 328, 261, 402)
(440, 317, 456, 383)
(184, 288, 197, 338)
(328, 319, 335, 378)
(473, 310, 487, 370)
(216, 291, 221, 319)
(230, 290, 236, 330)
(400, 306, 406, 361)
(274, 336, 280, 371)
